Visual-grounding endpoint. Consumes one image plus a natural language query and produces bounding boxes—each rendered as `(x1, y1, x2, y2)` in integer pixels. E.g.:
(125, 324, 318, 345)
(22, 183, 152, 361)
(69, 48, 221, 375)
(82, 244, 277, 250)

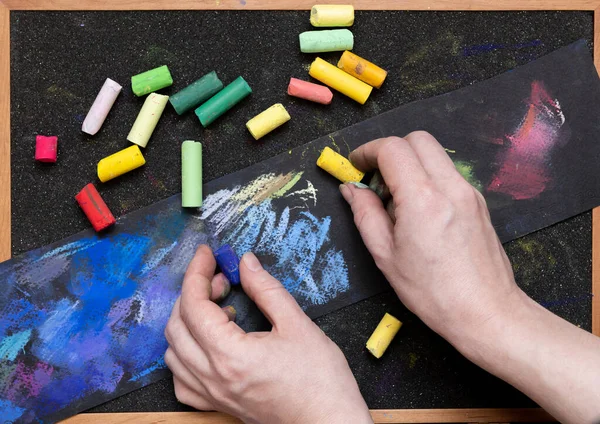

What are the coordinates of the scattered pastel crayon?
(97, 145, 146, 183)
(287, 77, 333, 105)
(181, 140, 203, 208)
(82, 78, 122, 135)
(131, 65, 173, 97)
(337, 51, 388, 89)
(366, 313, 402, 359)
(35, 135, 58, 163)
(169, 71, 224, 115)
(75, 183, 116, 232)
(214, 245, 241, 285)
(369, 170, 391, 202)
(299, 29, 354, 53)
(317, 146, 365, 183)
(310, 4, 354, 27)
(309, 57, 372, 104)
(127, 93, 169, 148)
(246, 103, 291, 140)
(195, 76, 252, 127)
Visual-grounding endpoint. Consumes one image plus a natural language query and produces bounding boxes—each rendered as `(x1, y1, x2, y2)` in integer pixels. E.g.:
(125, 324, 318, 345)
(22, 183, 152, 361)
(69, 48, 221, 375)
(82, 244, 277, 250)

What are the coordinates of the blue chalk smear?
(214, 244, 241, 285)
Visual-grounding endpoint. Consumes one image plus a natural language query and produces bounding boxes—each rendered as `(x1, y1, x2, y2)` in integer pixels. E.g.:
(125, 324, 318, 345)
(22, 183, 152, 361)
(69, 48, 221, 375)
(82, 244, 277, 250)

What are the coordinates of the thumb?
(239, 252, 308, 331)
(339, 183, 394, 264)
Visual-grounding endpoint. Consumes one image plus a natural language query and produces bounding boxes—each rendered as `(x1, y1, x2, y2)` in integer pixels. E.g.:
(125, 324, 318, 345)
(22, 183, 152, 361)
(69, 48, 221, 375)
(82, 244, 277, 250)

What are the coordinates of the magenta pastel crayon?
(35, 135, 58, 163)
(214, 244, 241, 285)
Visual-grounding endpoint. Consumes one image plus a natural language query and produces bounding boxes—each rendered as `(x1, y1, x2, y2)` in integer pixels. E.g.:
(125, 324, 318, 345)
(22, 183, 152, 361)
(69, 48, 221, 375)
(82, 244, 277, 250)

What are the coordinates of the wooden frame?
(0, 1, 597, 423)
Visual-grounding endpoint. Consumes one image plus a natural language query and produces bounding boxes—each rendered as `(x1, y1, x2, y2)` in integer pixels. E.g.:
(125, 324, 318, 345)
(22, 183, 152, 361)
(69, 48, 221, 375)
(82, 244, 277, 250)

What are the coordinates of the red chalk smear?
(75, 183, 116, 232)
(487, 81, 564, 200)
(35, 135, 58, 163)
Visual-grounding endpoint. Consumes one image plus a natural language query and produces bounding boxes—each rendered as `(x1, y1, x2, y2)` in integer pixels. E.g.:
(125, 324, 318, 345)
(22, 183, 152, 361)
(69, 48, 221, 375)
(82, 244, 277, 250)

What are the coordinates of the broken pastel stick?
(35, 135, 58, 163)
(82, 78, 122, 135)
(170, 71, 224, 115)
(131, 65, 173, 97)
(317, 146, 365, 183)
(299, 29, 354, 53)
(287, 78, 333, 105)
(75, 183, 116, 232)
(127, 93, 169, 148)
(337, 51, 388, 89)
(97, 145, 146, 183)
(214, 245, 241, 285)
(246, 103, 291, 140)
(310, 4, 354, 27)
(195, 76, 252, 127)
(181, 141, 203, 208)
(366, 313, 402, 359)
(309, 57, 372, 104)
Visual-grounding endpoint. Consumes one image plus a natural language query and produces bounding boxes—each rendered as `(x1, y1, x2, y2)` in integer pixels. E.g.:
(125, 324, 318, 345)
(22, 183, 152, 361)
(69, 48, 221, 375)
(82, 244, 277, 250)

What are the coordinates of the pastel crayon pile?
(33, 4, 388, 236)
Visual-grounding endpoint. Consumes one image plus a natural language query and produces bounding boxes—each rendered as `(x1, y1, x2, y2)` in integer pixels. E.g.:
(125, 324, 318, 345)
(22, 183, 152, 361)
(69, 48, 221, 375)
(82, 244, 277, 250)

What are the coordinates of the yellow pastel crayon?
(246, 103, 291, 140)
(337, 51, 388, 89)
(316, 146, 364, 183)
(127, 93, 169, 148)
(310, 5, 355, 27)
(309, 57, 372, 104)
(97, 145, 146, 183)
(366, 313, 402, 359)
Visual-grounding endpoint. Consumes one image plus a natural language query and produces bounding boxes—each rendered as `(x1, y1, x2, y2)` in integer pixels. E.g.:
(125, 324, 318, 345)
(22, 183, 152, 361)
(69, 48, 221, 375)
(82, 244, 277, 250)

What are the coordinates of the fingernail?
(350, 182, 369, 189)
(339, 184, 353, 204)
(242, 252, 263, 272)
(222, 305, 237, 321)
(220, 275, 231, 300)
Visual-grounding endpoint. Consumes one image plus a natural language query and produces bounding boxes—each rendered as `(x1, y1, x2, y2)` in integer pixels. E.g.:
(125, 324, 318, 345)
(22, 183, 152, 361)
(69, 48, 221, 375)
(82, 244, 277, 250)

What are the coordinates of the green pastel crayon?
(170, 71, 224, 115)
(181, 140, 203, 208)
(195, 77, 252, 127)
(299, 29, 354, 53)
(131, 65, 173, 97)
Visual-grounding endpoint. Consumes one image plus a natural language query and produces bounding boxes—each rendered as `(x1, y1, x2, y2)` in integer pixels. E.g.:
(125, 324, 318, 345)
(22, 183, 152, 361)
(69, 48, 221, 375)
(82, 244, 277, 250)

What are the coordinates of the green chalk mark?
(408, 353, 419, 369)
(454, 160, 483, 192)
(444, 148, 456, 154)
(273, 172, 304, 198)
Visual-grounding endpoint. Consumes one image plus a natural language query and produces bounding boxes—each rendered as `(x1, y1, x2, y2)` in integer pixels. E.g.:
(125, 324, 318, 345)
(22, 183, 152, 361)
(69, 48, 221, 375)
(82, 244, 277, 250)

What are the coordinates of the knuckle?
(405, 130, 435, 142)
(453, 183, 480, 209)
(164, 320, 177, 344)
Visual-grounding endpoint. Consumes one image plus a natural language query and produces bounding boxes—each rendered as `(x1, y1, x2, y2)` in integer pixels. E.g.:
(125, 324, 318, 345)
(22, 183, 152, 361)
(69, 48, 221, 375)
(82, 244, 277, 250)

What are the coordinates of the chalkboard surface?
(10, 10, 594, 412)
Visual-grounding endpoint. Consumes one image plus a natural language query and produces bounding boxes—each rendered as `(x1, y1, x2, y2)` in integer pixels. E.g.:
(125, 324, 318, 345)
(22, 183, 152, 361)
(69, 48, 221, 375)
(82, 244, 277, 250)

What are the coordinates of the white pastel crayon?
(82, 78, 122, 136)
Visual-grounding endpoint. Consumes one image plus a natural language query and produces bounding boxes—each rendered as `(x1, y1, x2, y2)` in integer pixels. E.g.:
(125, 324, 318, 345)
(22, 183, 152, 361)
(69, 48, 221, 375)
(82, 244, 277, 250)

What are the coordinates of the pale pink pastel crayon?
(82, 78, 122, 135)
(287, 77, 333, 105)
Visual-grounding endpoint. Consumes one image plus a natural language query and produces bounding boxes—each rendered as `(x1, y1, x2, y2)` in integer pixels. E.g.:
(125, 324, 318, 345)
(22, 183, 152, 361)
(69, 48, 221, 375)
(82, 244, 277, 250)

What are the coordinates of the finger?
(180, 245, 244, 345)
(349, 137, 430, 201)
(339, 183, 394, 265)
(210, 273, 231, 303)
(164, 298, 211, 375)
(404, 131, 459, 182)
(165, 347, 208, 395)
(239, 252, 308, 332)
(173, 375, 214, 411)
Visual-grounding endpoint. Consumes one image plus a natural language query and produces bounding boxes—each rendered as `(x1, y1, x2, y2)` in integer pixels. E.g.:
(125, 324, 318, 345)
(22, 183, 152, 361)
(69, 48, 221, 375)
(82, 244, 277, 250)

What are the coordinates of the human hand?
(340, 132, 526, 357)
(164, 245, 372, 424)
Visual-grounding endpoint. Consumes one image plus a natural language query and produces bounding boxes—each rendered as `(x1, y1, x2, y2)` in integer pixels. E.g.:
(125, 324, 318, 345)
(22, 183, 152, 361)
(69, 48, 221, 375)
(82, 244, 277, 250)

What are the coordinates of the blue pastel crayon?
(214, 244, 241, 285)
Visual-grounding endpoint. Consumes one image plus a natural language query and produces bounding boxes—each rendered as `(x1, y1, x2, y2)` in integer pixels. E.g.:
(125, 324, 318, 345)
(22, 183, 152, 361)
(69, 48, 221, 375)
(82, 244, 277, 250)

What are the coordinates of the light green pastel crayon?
(127, 93, 169, 148)
(299, 29, 354, 53)
(131, 65, 173, 97)
(181, 140, 203, 208)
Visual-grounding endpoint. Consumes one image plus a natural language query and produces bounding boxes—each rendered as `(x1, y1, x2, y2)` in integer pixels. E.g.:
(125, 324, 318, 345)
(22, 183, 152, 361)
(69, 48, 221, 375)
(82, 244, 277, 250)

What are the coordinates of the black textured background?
(10, 10, 594, 412)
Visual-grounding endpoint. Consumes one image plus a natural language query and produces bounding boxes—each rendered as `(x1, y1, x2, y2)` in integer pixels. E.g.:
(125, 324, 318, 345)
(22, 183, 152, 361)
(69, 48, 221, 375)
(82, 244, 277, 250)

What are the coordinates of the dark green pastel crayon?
(170, 71, 224, 115)
(195, 77, 252, 127)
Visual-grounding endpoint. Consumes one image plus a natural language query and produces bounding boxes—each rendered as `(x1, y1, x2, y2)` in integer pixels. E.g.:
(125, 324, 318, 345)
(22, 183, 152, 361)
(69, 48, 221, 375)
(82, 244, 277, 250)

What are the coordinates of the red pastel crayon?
(35, 135, 58, 163)
(287, 77, 333, 105)
(75, 183, 116, 232)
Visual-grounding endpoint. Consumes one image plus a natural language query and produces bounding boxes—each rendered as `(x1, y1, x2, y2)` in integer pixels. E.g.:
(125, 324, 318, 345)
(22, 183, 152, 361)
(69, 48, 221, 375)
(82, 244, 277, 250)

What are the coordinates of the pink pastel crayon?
(287, 77, 333, 105)
(82, 78, 122, 135)
(35, 135, 58, 163)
